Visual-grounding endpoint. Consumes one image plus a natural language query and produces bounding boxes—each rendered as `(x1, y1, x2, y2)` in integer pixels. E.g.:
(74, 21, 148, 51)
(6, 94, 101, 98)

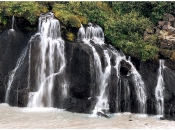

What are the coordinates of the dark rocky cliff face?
(0, 29, 32, 104)
(0, 26, 175, 120)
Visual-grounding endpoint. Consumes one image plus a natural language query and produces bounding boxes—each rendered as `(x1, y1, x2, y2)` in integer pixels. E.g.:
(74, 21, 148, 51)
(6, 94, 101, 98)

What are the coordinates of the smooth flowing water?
(155, 60, 165, 117)
(5, 47, 28, 103)
(9, 15, 15, 31)
(0, 103, 175, 129)
(127, 60, 147, 113)
(78, 24, 111, 115)
(27, 12, 67, 107)
(78, 24, 147, 115)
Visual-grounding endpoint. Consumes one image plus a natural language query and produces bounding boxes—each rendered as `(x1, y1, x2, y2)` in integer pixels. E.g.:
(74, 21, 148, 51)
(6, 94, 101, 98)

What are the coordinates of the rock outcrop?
(144, 13, 175, 60)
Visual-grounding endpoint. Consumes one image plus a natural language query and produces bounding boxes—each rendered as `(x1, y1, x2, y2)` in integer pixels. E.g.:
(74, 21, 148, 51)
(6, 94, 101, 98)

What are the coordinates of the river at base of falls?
(0, 104, 174, 129)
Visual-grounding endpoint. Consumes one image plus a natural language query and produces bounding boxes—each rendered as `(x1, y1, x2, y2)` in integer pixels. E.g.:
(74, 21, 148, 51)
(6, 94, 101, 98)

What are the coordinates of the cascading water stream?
(155, 60, 165, 117)
(78, 24, 147, 115)
(112, 51, 126, 112)
(10, 15, 15, 31)
(5, 47, 28, 103)
(78, 23, 104, 44)
(12, 15, 15, 29)
(127, 60, 147, 113)
(27, 12, 67, 108)
(92, 50, 112, 116)
(78, 24, 111, 115)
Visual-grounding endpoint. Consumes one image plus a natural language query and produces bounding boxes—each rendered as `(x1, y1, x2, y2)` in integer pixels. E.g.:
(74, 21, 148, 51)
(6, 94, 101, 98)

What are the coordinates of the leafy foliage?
(0, 1, 175, 61)
(0, 2, 48, 25)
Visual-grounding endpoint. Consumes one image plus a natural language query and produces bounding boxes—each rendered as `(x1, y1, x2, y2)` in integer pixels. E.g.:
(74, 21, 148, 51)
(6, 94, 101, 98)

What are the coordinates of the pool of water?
(0, 103, 175, 129)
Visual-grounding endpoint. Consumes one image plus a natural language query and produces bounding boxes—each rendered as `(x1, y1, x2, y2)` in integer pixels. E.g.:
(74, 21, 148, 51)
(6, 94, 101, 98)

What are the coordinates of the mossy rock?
(66, 32, 75, 42)
(170, 51, 175, 60)
(159, 49, 172, 58)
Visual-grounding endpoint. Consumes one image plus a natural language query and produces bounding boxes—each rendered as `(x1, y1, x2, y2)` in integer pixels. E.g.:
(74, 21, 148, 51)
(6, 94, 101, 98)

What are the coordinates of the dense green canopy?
(1, 1, 175, 61)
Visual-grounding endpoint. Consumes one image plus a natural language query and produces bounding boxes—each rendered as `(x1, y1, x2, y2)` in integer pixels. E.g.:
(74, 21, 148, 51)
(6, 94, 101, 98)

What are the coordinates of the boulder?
(63, 96, 96, 113)
(0, 29, 32, 105)
(171, 7, 175, 15)
(173, 22, 175, 28)
(158, 21, 166, 27)
(159, 41, 172, 50)
(119, 60, 132, 76)
(163, 13, 175, 22)
(162, 25, 168, 30)
(68, 42, 95, 99)
(0, 84, 5, 103)
(164, 21, 171, 26)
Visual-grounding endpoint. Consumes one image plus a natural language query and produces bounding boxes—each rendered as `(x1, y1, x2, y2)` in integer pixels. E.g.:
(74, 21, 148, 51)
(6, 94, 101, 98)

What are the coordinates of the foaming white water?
(21, 107, 62, 113)
(27, 12, 67, 107)
(5, 47, 28, 103)
(155, 60, 165, 117)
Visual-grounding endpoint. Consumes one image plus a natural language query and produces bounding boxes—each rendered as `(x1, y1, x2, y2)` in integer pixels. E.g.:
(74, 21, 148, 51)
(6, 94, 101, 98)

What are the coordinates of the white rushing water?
(155, 60, 165, 117)
(0, 103, 175, 129)
(27, 12, 67, 107)
(9, 15, 15, 31)
(78, 23, 104, 44)
(78, 24, 111, 116)
(78, 24, 147, 115)
(127, 60, 147, 113)
(12, 15, 15, 29)
(92, 50, 112, 116)
(5, 47, 28, 104)
(112, 50, 126, 112)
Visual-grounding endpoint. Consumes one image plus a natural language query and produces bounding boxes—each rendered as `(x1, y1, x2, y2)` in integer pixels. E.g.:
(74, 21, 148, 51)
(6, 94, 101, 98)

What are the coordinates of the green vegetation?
(66, 32, 75, 42)
(1, 1, 175, 61)
(0, 2, 48, 25)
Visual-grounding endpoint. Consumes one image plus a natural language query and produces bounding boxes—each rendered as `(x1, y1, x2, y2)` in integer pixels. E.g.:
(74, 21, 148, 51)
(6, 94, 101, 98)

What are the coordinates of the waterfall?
(3, 13, 148, 116)
(92, 50, 112, 115)
(155, 60, 165, 117)
(27, 12, 67, 108)
(77, 24, 86, 40)
(127, 60, 147, 113)
(78, 24, 147, 116)
(78, 23, 104, 44)
(5, 47, 28, 103)
(10, 15, 15, 31)
(85, 23, 104, 41)
(113, 51, 125, 112)
(78, 24, 111, 115)
(12, 15, 15, 29)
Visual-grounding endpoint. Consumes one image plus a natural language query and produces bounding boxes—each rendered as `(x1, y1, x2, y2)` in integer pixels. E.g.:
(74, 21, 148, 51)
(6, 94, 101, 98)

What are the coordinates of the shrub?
(67, 15, 81, 28)
(141, 45, 158, 61)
